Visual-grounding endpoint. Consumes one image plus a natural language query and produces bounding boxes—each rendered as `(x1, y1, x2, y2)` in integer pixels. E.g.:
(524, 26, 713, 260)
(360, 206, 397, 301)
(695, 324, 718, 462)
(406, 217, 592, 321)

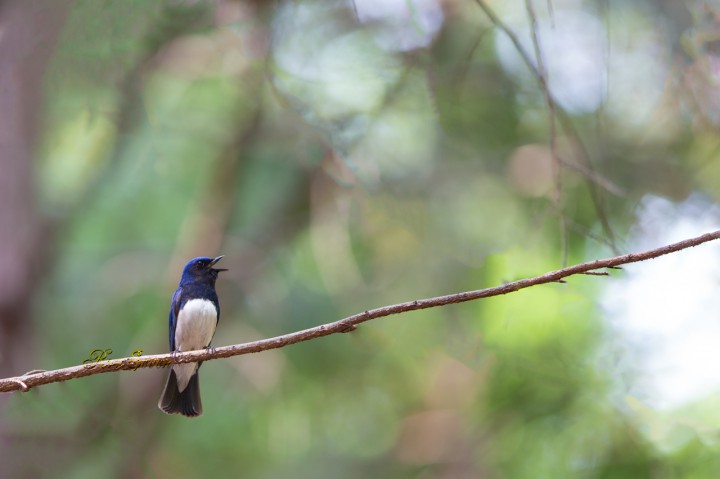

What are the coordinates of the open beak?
(209, 255, 228, 272)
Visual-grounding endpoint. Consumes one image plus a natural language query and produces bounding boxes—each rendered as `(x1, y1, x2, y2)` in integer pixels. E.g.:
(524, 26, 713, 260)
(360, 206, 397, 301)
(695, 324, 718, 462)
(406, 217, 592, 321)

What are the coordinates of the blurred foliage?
(5, 0, 720, 477)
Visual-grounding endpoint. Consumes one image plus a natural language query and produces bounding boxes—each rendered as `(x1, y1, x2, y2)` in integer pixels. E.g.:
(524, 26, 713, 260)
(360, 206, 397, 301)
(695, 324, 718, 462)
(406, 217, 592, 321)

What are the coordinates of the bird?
(158, 256, 227, 417)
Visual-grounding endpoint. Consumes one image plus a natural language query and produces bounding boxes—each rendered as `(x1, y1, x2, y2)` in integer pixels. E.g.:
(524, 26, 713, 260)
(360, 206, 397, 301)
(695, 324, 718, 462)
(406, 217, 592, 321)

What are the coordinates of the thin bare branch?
(546, 0, 555, 27)
(558, 154, 625, 197)
(456, 27, 492, 85)
(473, 0, 619, 252)
(524, 0, 567, 264)
(1, 230, 719, 393)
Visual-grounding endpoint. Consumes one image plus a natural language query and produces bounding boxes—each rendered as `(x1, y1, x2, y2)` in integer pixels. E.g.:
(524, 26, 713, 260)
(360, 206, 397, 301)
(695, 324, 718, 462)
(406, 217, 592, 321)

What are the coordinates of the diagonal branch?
(524, 0, 567, 264)
(2, 230, 719, 393)
(473, 0, 621, 252)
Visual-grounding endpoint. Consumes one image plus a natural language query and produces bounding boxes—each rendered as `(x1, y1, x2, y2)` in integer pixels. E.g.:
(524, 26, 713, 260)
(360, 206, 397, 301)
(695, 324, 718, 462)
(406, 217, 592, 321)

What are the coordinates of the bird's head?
(180, 256, 227, 286)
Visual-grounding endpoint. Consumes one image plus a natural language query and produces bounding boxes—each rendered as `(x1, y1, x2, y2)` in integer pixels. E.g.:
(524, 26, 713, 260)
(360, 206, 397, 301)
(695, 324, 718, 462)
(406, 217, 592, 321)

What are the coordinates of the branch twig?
(2, 230, 719, 393)
(524, 0, 568, 264)
(473, 0, 621, 252)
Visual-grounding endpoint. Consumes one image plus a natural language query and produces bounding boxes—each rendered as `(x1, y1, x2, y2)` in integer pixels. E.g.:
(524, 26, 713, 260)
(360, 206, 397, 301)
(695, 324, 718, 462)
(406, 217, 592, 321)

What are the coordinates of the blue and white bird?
(158, 256, 226, 417)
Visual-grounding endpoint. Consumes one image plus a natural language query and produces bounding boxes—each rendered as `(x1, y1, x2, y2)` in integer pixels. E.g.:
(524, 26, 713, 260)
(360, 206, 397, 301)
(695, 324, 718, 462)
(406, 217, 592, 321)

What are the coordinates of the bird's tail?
(158, 368, 203, 417)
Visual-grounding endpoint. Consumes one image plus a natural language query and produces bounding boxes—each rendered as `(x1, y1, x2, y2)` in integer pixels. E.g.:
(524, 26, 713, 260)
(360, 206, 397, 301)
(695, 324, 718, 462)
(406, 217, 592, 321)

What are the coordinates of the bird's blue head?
(180, 256, 227, 286)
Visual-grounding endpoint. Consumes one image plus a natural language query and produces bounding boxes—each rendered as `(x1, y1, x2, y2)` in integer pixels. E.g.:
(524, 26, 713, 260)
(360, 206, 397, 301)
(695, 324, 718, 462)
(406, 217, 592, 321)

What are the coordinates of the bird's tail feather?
(158, 368, 203, 417)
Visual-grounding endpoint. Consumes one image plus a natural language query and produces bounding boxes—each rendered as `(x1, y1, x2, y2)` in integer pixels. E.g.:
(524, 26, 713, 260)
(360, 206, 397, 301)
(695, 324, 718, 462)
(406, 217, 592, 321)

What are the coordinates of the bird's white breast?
(175, 298, 218, 352)
(173, 298, 218, 391)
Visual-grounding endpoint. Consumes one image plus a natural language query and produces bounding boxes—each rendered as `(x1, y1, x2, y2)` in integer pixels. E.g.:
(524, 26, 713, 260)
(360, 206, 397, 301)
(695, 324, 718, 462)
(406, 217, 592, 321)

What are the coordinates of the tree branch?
(473, 0, 621, 252)
(524, 0, 568, 265)
(2, 230, 719, 393)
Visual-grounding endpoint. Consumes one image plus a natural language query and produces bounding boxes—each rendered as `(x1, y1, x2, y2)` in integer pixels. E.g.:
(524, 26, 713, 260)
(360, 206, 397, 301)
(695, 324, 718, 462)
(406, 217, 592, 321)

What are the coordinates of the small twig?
(473, 0, 539, 79)
(10, 379, 29, 392)
(474, 0, 619, 252)
(456, 27, 492, 85)
(1, 230, 718, 393)
(524, 0, 567, 264)
(546, 0, 555, 27)
(557, 154, 625, 197)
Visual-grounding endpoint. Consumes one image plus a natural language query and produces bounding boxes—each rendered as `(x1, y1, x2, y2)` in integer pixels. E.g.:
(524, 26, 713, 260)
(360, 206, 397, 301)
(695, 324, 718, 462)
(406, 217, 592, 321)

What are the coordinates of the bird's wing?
(168, 286, 183, 351)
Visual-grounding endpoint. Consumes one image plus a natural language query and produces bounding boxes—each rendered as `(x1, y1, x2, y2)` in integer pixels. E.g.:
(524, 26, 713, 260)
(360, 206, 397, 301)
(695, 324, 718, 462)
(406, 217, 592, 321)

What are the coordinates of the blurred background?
(2, 0, 720, 477)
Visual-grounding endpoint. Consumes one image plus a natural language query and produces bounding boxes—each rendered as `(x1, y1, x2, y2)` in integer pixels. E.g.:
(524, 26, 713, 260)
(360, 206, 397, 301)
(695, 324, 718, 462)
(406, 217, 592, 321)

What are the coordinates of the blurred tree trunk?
(0, 0, 69, 373)
(0, 0, 70, 460)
